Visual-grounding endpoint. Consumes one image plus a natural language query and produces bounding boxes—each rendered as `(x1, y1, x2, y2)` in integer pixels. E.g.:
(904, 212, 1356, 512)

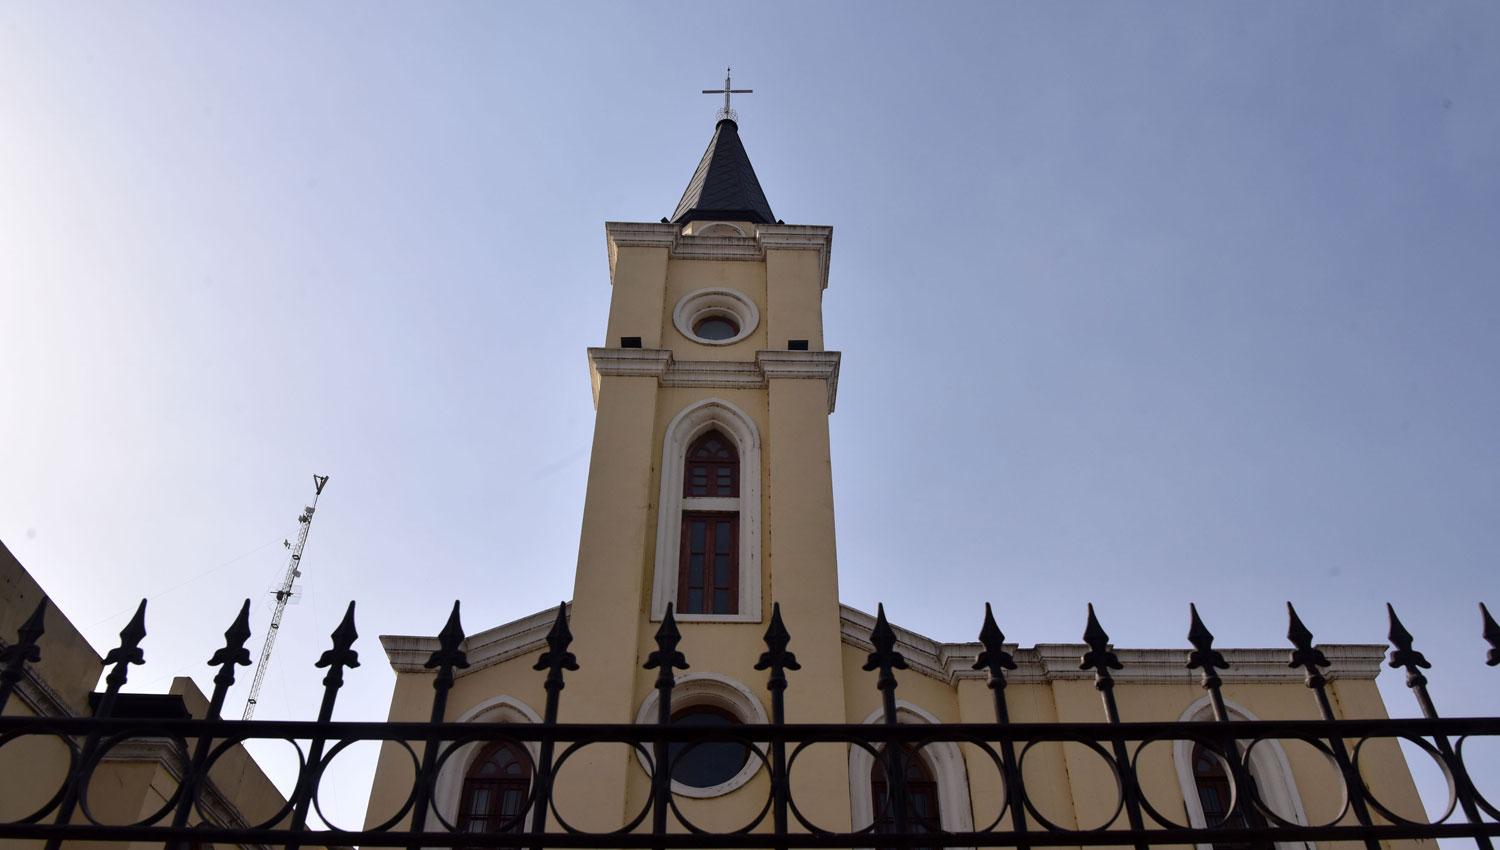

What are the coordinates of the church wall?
(764, 376, 852, 830)
(605, 245, 668, 348)
(764, 248, 825, 350)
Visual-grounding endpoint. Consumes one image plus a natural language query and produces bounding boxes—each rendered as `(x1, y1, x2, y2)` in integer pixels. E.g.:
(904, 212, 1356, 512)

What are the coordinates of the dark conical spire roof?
(671, 119, 775, 225)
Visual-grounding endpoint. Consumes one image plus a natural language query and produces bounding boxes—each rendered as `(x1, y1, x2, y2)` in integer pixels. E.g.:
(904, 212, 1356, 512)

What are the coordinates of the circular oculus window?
(673, 289, 758, 346)
(668, 706, 750, 789)
(634, 673, 767, 798)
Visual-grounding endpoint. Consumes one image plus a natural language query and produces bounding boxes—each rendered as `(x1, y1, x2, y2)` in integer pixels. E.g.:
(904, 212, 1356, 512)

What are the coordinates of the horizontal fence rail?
(0, 596, 1496, 849)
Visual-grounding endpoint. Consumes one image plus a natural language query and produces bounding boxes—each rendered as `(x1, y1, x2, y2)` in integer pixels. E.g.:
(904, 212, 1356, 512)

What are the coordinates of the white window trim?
(634, 672, 769, 799)
(848, 701, 975, 848)
(1173, 696, 1313, 850)
(652, 398, 762, 623)
(672, 288, 760, 346)
(432, 695, 542, 830)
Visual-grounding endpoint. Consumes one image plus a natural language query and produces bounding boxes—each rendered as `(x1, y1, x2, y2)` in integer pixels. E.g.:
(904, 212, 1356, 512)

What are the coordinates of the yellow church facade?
(363, 116, 1431, 846)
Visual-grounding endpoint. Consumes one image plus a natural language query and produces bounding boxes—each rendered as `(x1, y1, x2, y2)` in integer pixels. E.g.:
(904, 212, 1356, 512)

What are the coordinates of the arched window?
(678, 430, 739, 615)
(870, 745, 941, 847)
(458, 741, 531, 836)
(1191, 743, 1269, 850)
(652, 400, 762, 623)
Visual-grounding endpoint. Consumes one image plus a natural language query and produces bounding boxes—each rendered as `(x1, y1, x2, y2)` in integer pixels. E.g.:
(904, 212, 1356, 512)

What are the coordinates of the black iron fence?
(1, 595, 1497, 849)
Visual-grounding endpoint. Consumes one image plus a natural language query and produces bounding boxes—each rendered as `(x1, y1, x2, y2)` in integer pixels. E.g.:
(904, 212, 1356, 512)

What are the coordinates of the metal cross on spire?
(703, 67, 752, 123)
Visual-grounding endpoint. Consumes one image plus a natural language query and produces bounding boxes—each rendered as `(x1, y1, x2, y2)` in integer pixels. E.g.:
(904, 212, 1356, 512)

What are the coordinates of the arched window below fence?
(458, 740, 532, 836)
(871, 744, 941, 848)
(1191, 742, 1269, 850)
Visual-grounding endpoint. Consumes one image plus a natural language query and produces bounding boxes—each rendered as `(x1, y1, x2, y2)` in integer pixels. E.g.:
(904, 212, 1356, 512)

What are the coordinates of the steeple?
(670, 119, 776, 225)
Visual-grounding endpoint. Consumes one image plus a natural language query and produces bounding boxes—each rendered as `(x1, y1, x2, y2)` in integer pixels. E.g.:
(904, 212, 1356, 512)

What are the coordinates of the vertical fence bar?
(1186, 605, 1269, 850)
(286, 601, 359, 850)
(974, 603, 1029, 850)
(1079, 604, 1148, 850)
(1285, 602, 1380, 850)
(45, 599, 148, 850)
(167, 600, 253, 850)
(0, 597, 46, 715)
(1482, 603, 1499, 667)
(530, 602, 577, 848)
(755, 602, 800, 850)
(644, 604, 688, 850)
(1386, 604, 1494, 850)
(863, 604, 911, 840)
(408, 601, 468, 849)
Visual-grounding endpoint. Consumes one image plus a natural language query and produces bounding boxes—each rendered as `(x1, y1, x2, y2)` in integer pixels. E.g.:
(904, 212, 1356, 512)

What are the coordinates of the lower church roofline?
(378, 600, 1385, 687)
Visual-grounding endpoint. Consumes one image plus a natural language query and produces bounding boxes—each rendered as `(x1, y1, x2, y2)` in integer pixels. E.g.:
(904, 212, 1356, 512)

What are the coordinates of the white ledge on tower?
(604, 222, 833, 291)
(587, 348, 842, 413)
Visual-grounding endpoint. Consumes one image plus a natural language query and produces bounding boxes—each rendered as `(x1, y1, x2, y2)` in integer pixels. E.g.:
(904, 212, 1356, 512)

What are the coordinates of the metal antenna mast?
(242, 474, 329, 720)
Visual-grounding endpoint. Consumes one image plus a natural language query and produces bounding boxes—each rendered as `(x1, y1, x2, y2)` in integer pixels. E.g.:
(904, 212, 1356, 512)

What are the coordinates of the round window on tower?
(673, 289, 758, 346)
(692, 315, 740, 341)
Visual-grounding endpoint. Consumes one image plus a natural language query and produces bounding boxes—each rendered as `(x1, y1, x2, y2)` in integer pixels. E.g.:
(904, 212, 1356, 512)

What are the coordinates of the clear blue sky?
(3, 1, 1498, 828)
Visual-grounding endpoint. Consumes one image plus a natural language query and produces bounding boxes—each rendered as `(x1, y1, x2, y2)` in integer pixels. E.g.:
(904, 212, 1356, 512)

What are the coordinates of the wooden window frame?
(1190, 742, 1269, 850)
(870, 745, 942, 847)
(458, 741, 532, 837)
(677, 511, 739, 615)
(683, 430, 740, 498)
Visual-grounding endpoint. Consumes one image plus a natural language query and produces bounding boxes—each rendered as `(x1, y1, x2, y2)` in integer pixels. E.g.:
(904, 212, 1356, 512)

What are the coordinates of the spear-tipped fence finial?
(425, 600, 470, 680)
(973, 603, 1017, 689)
(1079, 603, 1122, 687)
(1286, 602, 1330, 689)
(1482, 603, 1500, 667)
(1186, 603, 1230, 721)
(755, 602, 801, 688)
(1386, 603, 1431, 689)
(0, 597, 47, 713)
(102, 599, 149, 692)
(1186, 604, 1229, 681)
(862, 603, 908, 690)
(207, 599, 254, 694)
(315, 601, 360, 689)
(644, 604, 690, 680)
(534, 602, 579, 682)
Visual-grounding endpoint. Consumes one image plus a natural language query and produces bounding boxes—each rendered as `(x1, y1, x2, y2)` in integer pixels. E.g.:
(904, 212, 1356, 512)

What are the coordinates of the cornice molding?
(0, 637, 86, 718)
(99, 739, 262, 846)
(385, 601, 1384, 689)
(837, 605, 1386, 687)
(586, 348, 842, 413)
(382, 603, 569, 676)
(586, 348, 672, 379)
(604, 222, 833, 290)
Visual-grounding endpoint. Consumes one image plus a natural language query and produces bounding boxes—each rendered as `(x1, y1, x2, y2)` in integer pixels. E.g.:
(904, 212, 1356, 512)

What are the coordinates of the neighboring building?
(364, 114, 1432, 842)
(0, 539, 302, 850)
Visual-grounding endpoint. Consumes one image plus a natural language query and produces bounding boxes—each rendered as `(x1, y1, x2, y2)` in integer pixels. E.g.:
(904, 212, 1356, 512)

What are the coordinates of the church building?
(363, 105, 1429, 843)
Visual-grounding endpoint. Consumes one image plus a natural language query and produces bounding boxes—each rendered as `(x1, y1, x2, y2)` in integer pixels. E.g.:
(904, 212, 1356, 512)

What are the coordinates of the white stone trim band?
(605, 222, 833, 291)
(587, 349, 841, 413)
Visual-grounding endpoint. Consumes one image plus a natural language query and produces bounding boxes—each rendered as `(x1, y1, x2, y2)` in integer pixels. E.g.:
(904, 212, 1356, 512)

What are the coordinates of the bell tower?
(563, 111, 850, 826)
